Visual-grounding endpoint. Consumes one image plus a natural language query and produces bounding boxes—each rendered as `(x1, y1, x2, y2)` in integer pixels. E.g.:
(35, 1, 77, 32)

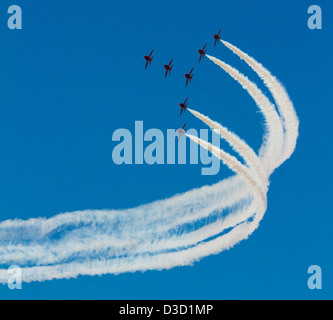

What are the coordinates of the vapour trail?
(0, 123, 261, 283)
(206, 54, 285, 172)
(0, 176, 249, 242)
(0, 200, 256, 267)
(0, 175, 246, 240)
(182, 45, 298, 262)
(186, 134, 266, 209)
(0, 117, 262, 269)
(0, 40, 297, 284)
(187, 108, 268, 192)
(0, 177, 257, 282)
(0, 130, 259, 282)
(181, 41, 300, 268)
(221, 40, 299, 166)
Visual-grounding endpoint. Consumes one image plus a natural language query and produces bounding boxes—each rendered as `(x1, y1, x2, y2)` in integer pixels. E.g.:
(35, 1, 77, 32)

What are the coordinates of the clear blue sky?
(0, 0, 332, 299)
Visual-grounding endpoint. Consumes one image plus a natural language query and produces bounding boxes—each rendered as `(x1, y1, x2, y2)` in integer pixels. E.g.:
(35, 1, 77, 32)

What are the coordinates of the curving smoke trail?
(186, 134, 266, 207)
(187, 108, 268, 192)
(220, 40, 299, 166)
(206, 54, 285, 172)
(0, 40, 298, 284)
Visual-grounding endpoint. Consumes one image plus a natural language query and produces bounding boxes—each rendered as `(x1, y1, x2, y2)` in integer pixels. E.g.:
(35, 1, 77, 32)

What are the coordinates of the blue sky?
(0, 0, 332, 299)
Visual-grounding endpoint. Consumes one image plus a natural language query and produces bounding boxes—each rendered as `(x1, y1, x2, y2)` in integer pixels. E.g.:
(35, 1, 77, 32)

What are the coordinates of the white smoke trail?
(206, 54, 285, 172)
(0, 40, 298, 284)
(187, 108, 268, 192)
(0, 201, 257, 268)
(0, 176, 246, 240)
(0, 130, 261, 283)
(186, 134, 266, 209)
(0, 190, 254, 266)
(0, 213, 261, 283)
(221, 40, 299, 166)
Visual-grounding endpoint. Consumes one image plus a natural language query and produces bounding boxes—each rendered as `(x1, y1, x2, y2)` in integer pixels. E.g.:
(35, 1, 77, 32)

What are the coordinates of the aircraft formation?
(143, 28, 222, 142)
